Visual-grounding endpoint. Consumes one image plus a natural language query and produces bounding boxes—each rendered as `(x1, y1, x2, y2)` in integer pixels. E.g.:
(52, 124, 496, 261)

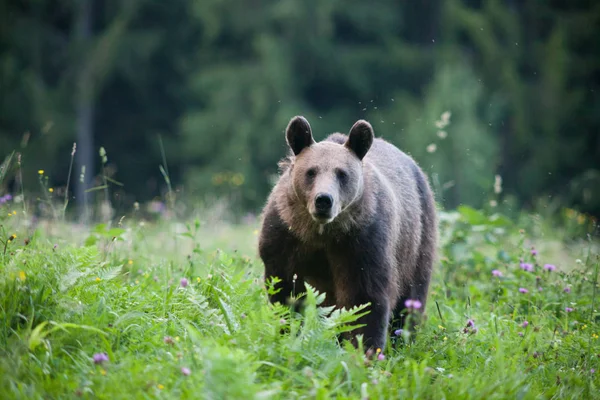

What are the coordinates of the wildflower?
(196, 277, 201, 283)
(175, 336, 180, 342)
(38, 170, 44, 175)
(181, 367, 191, 376)
(48, 188, 54, 193)
(437, 130, 447, 139)
(531, 248, 538, 256)
(494, 175, 503, 194)
(543, 264, 556, 272)
(492, 269, 503, 277)
(438, 325, 445, 330)
(443, 336, 447, 341)
(53, 244, 58, 250)
(377, 353, 385, 361)
(565, 307, 574, 313)
(592, 334, 598, 340)
(467, 319, 475, 328)
(180, 278, 188, 288)
(518, 332, 524, 337)
(92, 353, 109, 364)
(279, 318, 286, 325)
(519, 288, 529, 294)
(564, 287, 571, 293)
(394, 329, 404, 336)
(128, 260, 133, 265)
(8, 234, 16, 243)
(157, 384, 164, 390)
(163, 336, 174, 345)
(426, 143, 437, 153)
(404, 299, 422, 310)
(489, 200, 498, 207)
(522, 321, 529, 328)
(12, 210, 16, 216)
(592, 369, 596, 374)
(18, 271, 26, 281)
(520, 263, 533, 272)
(95, 277, 101, 282)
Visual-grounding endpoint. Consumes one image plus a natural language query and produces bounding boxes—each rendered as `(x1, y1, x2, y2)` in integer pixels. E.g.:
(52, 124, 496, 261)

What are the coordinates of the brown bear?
(258, 115, 437, 351)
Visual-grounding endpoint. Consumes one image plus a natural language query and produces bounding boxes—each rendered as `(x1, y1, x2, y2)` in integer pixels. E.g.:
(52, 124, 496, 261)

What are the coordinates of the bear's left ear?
(286, 116, 315, 156)
(345, 119, 374, 160)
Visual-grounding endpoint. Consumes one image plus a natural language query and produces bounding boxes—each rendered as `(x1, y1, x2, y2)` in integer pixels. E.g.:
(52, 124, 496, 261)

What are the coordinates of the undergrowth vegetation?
(0, 201, 599, 399)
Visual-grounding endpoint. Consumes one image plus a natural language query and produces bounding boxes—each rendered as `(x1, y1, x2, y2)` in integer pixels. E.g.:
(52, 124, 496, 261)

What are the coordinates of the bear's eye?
(335, 169, 349, 184)
(306, 168, 317, 179)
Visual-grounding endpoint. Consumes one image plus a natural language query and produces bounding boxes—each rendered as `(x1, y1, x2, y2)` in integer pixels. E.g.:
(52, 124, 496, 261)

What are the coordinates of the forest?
(1, 0, 598, 221)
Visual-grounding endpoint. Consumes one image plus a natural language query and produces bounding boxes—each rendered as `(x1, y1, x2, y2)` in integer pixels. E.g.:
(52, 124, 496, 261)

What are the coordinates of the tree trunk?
(75, 0, 94, 223)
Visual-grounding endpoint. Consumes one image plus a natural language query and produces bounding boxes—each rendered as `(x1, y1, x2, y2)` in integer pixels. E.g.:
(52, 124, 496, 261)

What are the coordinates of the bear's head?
(285, 116, 374, 225)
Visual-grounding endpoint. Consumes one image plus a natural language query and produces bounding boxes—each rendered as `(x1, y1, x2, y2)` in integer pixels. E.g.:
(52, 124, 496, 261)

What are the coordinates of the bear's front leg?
(328, 244, 393, 352)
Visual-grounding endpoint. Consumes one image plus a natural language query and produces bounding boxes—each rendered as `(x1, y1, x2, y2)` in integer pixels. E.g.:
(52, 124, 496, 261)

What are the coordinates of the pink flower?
(563, 287, 571, 293)
(180, 278, 189, 288)
(92, 353, 109, 364)
(377, 353, 385, 361)
(404, 299, 422, 310)
(520, 263, 533, 272)
(543, 264, 556, 272)
(492, 269, 503, 277)
(467, 319, 475, 328)
(181, 367, 191, 376)
(565, 307, 574, 313)
(519, 288, 529, 294)
(522, 321, 529, 328)
(531, 248, 538, 256)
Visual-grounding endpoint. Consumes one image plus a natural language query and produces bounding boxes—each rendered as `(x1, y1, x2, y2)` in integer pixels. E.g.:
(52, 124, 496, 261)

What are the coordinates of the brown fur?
(258, 116, 438, 351)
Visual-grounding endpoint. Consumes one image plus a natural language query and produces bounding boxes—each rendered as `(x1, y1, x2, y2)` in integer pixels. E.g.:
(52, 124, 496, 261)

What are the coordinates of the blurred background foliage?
(0, 0, 599, 221)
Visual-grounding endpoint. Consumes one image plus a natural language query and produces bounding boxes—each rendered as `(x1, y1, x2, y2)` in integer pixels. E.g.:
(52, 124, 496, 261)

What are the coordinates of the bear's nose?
(315, 193, 333, 211)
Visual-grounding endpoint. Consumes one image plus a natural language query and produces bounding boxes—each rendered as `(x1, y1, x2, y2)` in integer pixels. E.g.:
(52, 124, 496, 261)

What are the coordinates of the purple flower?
(492, 269, 503, 277)
(520, 263, 534, 272)
(0, 194, 12, 204)
(518, 332, 524, 337)
(565, 307, 574, 313)
(467, 319, 475, 328)
(404, 299, 422, 310)
(563, 287, 571, 293)
(522, 321, 529, 328)
(181, 367, 191, 376)
(92, 353, 109, 364)
(180, 278, 189, 288)
(519, 288, 529, 294)
(543, 264, 556, 272)
(592, 369, 596, 374)
(377, 353, 385, 361)
(531, 248, 538, 256)
(394, 329, 404, 336)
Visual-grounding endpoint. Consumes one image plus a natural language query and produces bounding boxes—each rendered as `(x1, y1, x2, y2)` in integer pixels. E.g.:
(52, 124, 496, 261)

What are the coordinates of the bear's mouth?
(311, 210, 334, 224)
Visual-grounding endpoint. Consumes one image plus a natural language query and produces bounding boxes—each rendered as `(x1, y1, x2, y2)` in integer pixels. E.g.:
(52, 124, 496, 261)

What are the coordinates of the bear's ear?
(345, 119, 374, 160)
(286, 116, 315, 156)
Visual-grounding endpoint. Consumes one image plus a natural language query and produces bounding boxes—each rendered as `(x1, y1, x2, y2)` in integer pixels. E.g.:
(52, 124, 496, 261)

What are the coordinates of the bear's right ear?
(286, 116, 315, 156)
(345, 119, 374, 160)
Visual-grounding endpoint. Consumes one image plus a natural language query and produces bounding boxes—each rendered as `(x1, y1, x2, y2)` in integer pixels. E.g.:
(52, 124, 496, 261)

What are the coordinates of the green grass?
(0, 205, 599, 399)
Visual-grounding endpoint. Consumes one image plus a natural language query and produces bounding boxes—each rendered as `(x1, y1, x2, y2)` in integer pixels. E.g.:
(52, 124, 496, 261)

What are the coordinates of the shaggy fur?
(258, 116, 438, 351)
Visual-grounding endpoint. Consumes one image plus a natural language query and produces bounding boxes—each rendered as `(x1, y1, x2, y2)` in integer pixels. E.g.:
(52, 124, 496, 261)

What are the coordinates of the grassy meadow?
(0, 196, 599, 399)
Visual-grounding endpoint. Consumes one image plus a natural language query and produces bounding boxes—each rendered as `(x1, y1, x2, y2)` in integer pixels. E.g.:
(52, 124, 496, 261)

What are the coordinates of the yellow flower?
(128, 259, 133, 265)
(196, 277, 201, 283)
(48, 188, 54, 193)
(12, 211, 16, 215)
(157, 384, 164, 390)
(18, 271, 26, 281)
(438, 325, 445, 330)
(135, 280, 139, 285)
(175, 336, 180, 342)
(38, 170, 44, 175)
(96, 277, 101, 282)
(592, 333, 599, 340)
(443, 336, 448, 341)
(376, 348, 381, 354)
(100, 369, 107, 376)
